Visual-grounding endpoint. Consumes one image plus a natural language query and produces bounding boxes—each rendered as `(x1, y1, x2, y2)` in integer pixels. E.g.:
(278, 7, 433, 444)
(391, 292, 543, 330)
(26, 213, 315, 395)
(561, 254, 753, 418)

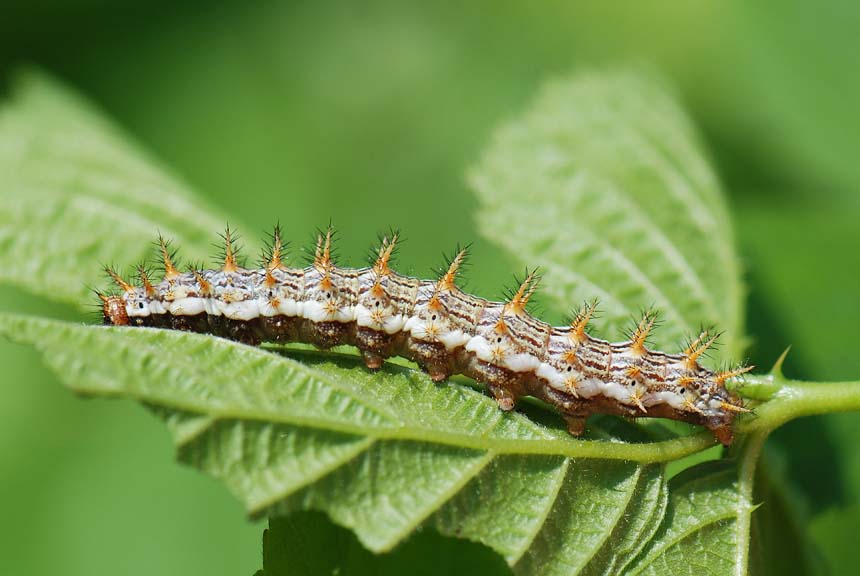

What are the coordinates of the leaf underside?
(0, 68, 753, 575)
(0, 314, 750, 575)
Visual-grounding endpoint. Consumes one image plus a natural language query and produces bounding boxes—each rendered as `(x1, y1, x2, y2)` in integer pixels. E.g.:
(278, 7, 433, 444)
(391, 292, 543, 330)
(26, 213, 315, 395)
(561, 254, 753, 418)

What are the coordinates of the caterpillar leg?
(355, 327, 399, 370)
(405, 340, 454, 382)
(563, 415, 587, 436)
(488, 384, 518, 411)
(465, 359, 525, 411)
(361, 351, 384, 370)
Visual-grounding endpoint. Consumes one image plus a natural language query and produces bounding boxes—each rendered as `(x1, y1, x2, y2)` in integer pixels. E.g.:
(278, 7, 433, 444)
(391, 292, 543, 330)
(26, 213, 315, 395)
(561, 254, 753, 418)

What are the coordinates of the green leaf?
(0, 69, 239, 308)
(0, 69, 763, 575)
(626, 460, 751, 576)
(470, 68, 744, 359)
(0, 313, 679, 573)
(580, 464, 667, 576)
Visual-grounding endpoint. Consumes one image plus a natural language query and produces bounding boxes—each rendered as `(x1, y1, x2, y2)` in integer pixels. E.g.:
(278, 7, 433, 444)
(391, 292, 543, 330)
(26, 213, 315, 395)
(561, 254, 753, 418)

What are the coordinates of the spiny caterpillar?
(98, 226, 751, 445)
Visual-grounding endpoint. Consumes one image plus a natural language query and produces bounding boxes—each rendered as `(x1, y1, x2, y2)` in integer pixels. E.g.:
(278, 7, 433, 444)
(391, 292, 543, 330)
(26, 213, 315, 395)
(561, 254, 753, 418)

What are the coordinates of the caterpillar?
(98, 226, 751, 445)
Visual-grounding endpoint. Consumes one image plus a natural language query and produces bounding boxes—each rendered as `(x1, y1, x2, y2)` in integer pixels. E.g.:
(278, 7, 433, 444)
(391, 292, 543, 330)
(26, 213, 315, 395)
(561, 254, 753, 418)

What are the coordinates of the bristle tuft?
(630, 309, 658, 355)
(570, 299, 598, 343)
(683, 329, 721, 369)
(104, 266, 134, 292)
(157, 234, 180, 279)
(720, 401, 752, 414)
(267, 224, 286, 271)
(630, 389, 647, 413)
(314, 226, 334, 271)
(221, 225, 240, 273)
(373, 233, 398, 276)
(193, 270, 212, 295)
(439, 246, 468, 290)
(137, 264, 157, 297)
(507, 268, 541, 314)
(715, 364, 755, 384)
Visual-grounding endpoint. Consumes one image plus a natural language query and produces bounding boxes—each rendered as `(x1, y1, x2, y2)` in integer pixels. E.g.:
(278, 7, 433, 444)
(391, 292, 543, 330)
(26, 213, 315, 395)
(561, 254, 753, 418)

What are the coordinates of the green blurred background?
(1, 1, 859, 574)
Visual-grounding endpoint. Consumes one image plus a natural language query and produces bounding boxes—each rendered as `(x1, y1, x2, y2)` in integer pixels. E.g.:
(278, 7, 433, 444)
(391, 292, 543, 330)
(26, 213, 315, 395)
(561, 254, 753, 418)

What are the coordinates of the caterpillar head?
(100, 294, 129, 326)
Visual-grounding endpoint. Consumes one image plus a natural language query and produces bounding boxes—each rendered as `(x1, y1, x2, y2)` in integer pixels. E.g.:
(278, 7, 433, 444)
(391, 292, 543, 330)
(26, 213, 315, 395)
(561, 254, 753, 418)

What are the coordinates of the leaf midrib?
(74, 375, 714, 461)
(1, 313, 719, 463)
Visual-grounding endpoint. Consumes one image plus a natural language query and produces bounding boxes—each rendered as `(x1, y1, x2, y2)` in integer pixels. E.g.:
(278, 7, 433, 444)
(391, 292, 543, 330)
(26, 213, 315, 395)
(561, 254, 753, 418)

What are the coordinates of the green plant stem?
(739, 376, 860, 434)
